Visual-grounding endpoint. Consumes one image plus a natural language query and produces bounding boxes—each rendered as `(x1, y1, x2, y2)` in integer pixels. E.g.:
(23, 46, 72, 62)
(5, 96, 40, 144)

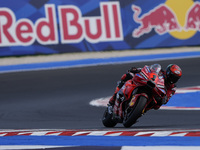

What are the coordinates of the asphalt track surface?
(0, 57, 200, 130)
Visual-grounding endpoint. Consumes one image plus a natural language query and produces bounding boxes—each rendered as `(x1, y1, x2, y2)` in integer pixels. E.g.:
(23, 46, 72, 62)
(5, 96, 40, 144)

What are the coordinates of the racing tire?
(123, 96, 147, 128)
(102, 108, 117, 127)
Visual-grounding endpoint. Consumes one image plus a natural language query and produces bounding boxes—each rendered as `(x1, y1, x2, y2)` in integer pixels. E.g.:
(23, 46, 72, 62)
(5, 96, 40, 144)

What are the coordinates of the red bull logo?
(132, 0, 200, 40)
(185, 2, 200, 30)
(0, 2, 123, 46)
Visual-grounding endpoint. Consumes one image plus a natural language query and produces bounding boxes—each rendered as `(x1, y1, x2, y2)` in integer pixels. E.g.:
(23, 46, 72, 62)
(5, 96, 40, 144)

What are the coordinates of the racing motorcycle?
(102, 64, 166, 128)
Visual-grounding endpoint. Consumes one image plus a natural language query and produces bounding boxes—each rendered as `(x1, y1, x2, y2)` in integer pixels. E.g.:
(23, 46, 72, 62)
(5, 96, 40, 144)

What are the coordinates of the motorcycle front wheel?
(123, 96, 147, 128)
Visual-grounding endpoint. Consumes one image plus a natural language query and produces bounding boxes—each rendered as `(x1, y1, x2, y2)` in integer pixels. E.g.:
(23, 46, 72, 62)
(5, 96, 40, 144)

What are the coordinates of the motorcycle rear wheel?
(102, 107, 117, 127)
(123, 96, 147, 128)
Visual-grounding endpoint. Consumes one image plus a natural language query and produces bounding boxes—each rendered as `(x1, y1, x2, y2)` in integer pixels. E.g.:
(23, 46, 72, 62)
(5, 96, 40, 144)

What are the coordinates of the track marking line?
(89, 86, 200, 110)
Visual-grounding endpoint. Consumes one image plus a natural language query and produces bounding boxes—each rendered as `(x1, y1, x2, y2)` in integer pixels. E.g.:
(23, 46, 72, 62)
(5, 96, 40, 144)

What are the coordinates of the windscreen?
(149, 64, 161, 74)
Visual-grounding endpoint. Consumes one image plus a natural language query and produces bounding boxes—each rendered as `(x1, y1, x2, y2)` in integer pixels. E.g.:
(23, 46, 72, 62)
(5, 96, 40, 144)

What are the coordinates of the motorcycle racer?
(108, 64, 182, 110)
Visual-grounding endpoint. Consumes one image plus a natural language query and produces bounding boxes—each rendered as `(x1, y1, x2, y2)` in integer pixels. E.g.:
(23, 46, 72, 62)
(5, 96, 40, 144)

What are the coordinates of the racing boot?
(108, 80, 125, 116)
(108, 80, 126, 105)
(108, 86, 120, 106)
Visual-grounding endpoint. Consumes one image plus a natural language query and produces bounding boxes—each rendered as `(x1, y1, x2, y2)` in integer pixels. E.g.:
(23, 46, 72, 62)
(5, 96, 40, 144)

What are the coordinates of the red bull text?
(0, 2, 123, 46)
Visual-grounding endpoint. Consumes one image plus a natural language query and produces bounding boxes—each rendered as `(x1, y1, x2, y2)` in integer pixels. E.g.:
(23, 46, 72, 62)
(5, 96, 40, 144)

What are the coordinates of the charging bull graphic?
(185, 2, 200, 30)
(132, 4, 181, 37)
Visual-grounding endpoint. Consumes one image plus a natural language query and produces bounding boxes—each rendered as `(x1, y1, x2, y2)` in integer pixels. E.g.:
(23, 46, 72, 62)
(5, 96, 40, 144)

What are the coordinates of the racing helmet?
(166, 64, 182, 84)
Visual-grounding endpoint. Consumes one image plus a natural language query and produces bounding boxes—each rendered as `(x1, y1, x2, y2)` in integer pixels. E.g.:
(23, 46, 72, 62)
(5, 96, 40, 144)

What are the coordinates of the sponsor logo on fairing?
(0, 2, 123, 46)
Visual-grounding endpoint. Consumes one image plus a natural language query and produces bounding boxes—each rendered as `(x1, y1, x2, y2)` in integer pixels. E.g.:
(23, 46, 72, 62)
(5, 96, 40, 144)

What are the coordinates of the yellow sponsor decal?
(129, 96, 135, 107)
